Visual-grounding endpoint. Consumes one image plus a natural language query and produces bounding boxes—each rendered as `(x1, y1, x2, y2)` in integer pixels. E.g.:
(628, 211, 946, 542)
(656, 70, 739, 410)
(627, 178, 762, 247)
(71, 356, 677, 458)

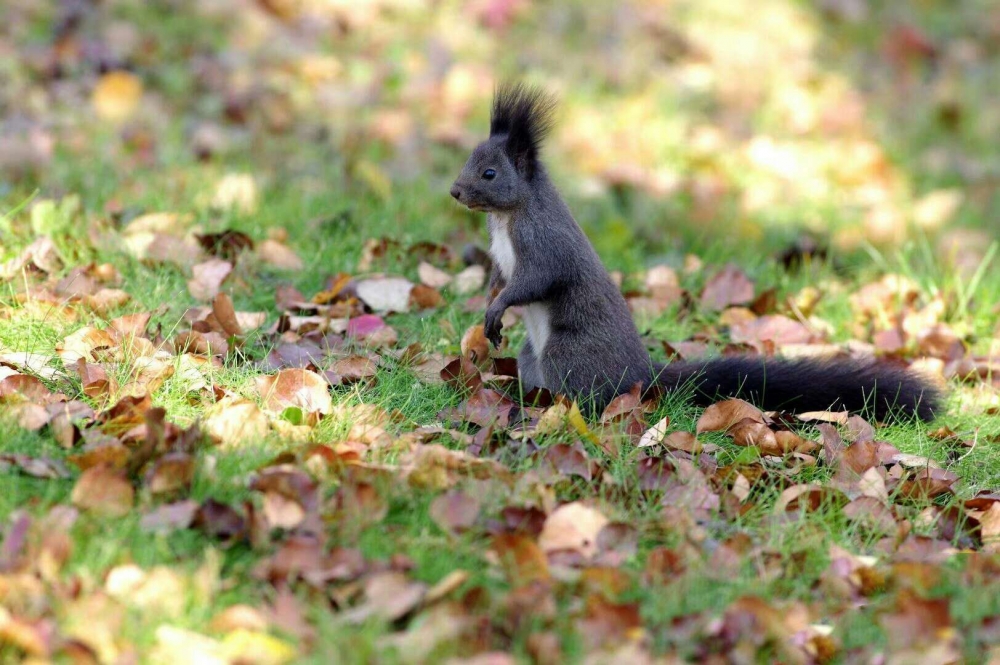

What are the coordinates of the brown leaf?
(452, 265, 486, 294)
(256, 239, 304, 271)
(74, 359, 117, 400)
(843, 496, 897, 533)
(0, 373, 58, 405)
(203, 397, 270, 446)
(429, 490, 481, 534)
(728, 418, 778, 451)
(409, 284, 444, 309)
(492, 534, 550, 586)
(577, 595, 642, 650)
(9, 403, 50, 431)
(193, 499, 247, 545)
(250, 467, 319, 531)
(880, 589, 957, 658)
(255, 369, 333, 419)
(67, 439, 130, 472)
(355, 276, 414, 313)
(340, 571, 427, 624)
(210, 604, 269, 633)
(729, 315, 815, 348)
(418, 262, 452, 289)
(71, 466, 134, 517)
(330, 355, 377, 384)
(56, 326, 116, 366)
(797, 411, 850, 425)
(97, 393, 152, 434)
(0, 454, 71, 479)
(196, 230, 254, 260)
(440, 356, 483, 394)
(187, 259, 232, 301)
(538, 502, 609, 560)
(443, 388, 515, 428)
(774, 484, 846, 513)
(978, 502, 1000, 553)
(140, 500, 199, 533)
(211, 293, 243, 336)
(406, 444, 512, 490)
(145, 453, 195, 495)
(700, 263, 754, 311)
(542, 443, 598, 482)
(696, 398, 765, 433)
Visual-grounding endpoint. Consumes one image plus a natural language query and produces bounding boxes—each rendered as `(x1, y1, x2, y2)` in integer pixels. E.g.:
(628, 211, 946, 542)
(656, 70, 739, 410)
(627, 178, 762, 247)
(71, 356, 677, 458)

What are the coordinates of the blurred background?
(2, 0, 999, 267)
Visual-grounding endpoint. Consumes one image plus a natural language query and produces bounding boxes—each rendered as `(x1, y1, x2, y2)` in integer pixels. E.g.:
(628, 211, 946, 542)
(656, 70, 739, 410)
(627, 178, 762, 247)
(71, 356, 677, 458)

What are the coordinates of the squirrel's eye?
(482, 169, 496, 180)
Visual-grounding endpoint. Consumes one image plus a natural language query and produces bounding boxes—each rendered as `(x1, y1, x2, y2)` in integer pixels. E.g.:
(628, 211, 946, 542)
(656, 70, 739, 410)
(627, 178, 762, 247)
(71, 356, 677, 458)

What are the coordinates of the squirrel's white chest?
(488, 214, 517, 281)
(487, 213, 551, 355)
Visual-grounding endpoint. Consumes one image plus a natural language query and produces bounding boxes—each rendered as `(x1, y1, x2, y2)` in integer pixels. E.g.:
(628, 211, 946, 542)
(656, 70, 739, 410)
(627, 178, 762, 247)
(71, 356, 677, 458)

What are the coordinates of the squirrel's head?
(450, 82, 556, 212)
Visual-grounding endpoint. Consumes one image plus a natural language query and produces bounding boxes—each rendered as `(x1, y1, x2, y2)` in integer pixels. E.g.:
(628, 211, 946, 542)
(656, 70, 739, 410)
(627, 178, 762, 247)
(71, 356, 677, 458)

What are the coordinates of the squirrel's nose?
(450, 186, 462, 201)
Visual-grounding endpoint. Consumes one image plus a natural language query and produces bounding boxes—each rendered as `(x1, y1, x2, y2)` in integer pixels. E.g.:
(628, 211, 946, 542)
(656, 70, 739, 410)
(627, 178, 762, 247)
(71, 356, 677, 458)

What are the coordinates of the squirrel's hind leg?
(539, 335, 650, 415)
(517, 339, 545, 393)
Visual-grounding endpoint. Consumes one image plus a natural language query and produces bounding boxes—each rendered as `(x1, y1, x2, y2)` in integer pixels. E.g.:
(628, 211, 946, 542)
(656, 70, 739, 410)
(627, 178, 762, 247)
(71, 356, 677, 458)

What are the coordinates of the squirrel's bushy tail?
(654, 357, 940, 422)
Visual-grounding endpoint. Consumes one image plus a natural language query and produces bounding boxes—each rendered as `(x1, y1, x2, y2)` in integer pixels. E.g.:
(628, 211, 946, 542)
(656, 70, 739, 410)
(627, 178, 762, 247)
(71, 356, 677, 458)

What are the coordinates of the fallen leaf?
(212, 173, 258, 214)
(538, 502, 609, 560)
(339, 571, 427, 624)
(257, 239, 304, 271)
(71, 466, 134, 517)
(145, 453, 195, 495)
(637, 415, 670, 448)
(356, 276, 414, 313)
(452, 265, 486, 295)
(696, 399, 765, 433)
(700, 263, 754, 311)
(212, 293, 243, 336)
(492, 533, 550, 586)
(410, 284, 444, 309)
(203, 397, 270, 446)
(140, 500, 199, 533)
(56, 326, 116, 366)
(418, 262, 452, 288)
(256, 369, 333, 420)
(187, 259, 233, 301)
(329, 355, 378, 384)
(92, 71, 143, 122)
(429, 490, 481, 534)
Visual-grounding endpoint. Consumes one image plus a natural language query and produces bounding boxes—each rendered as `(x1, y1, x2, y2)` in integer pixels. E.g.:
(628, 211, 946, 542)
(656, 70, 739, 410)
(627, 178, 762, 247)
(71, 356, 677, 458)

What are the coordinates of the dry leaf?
(92, 71, 143, 122)
(418, 262, 452, 288)
(538, 502, 610, 560)
(71, 466, 134, 517)
(696, 399, 765, 433)
(255, 369, 333, 419)
(257, 239, 304, 271)
(187, 259, 233, 301)
(356, 277, 414, 313)
(203, 397, 271, 445)
(700, 264, 754, 311)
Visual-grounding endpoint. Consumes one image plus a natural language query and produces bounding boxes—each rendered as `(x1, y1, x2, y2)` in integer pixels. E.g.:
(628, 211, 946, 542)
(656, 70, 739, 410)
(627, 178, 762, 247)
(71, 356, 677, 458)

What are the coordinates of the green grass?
(3, 165, 1000, 659)
(3, 0, 1000, 660)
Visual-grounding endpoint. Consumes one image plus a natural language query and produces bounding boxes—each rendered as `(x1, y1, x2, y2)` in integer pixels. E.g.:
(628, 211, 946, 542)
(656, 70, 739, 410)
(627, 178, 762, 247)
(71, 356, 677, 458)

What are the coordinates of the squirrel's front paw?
(483, 306, 504, 348)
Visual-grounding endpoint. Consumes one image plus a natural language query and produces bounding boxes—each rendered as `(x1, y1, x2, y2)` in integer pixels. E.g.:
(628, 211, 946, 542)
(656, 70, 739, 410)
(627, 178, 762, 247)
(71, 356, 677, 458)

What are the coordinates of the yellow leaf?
(567, 401, 600, 445)
(221, 629, 296, 665)
(92, 71, 143, 122)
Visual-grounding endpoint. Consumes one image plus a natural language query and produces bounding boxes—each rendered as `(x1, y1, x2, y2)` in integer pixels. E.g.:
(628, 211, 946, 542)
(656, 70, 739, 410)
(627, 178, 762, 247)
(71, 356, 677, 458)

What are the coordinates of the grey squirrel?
(449, 82, 939, 421)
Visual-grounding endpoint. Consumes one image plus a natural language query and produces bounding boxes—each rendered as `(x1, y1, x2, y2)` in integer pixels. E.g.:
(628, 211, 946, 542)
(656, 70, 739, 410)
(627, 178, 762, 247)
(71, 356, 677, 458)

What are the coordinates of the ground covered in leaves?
(3, 0, 1000, 663)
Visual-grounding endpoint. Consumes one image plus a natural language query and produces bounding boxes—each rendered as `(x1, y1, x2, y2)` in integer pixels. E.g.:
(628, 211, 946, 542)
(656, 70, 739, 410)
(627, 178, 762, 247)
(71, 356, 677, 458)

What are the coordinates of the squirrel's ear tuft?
(490, 81, 556, 179)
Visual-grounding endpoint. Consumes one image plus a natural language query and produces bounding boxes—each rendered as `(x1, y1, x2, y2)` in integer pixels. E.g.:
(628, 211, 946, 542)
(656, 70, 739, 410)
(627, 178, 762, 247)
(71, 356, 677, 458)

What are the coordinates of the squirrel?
(449, 82, 940, 421)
